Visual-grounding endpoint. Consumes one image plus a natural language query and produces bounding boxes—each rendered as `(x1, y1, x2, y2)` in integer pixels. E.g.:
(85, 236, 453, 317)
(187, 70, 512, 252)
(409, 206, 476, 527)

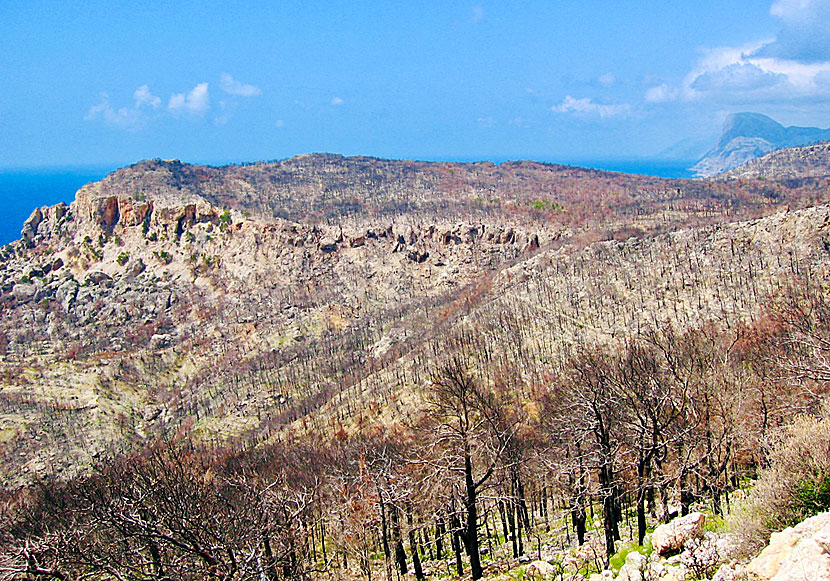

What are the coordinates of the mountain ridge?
(691, 112, 830, 177)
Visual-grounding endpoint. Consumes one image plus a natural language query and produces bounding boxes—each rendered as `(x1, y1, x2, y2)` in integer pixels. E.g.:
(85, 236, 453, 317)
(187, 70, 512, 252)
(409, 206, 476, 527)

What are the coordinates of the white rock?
(747, 511, 830, 581)
(652, 512, 706, 555)
(711, 563, 744, 581)
(617, 551, 646, 581)
(525, 560, 557, 580)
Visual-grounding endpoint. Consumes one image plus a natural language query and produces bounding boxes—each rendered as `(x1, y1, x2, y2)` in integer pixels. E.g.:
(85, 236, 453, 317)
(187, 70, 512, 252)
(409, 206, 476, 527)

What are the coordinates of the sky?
(3, 0, 830, 168)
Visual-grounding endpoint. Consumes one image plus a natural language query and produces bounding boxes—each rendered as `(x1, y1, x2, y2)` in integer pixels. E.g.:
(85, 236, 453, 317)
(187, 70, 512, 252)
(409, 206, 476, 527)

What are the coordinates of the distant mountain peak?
(692, 113, 830, 177)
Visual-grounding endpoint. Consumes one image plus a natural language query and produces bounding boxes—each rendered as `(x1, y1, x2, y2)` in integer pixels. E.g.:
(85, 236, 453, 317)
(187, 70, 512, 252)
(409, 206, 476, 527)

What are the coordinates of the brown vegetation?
(2, 154, 830, 578)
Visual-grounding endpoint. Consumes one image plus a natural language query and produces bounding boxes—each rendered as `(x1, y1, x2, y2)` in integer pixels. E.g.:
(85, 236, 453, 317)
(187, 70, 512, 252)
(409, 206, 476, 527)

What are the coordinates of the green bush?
(793, 474, 830, 516)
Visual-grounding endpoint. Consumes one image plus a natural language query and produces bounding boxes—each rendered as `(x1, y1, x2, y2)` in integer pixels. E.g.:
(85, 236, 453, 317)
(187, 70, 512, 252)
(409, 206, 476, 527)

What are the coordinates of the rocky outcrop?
(744, 511, 830, 580)
(20, 202, 68, 247)
(652, 512, 706, 555)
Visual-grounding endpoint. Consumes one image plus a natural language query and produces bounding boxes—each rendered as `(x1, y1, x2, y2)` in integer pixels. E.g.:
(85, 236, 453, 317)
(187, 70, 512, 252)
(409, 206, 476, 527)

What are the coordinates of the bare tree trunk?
(462, 454, 485, 580)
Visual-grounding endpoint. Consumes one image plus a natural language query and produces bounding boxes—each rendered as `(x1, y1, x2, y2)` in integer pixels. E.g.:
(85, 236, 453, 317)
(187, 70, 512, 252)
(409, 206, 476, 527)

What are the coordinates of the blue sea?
(0, 159, 695, 247)
(567, 159, 696, 179)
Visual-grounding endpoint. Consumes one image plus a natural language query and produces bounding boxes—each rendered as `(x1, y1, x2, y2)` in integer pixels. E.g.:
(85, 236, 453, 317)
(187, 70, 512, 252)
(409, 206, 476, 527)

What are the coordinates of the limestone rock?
(652, 512, 706, 555)
(525, 559, 557, 580)
(84, 271, 112, 286)
(617, 551, 646, 581)
(55, 279, 79, 311)
(12, 282, 37, 303)
(747, 511, 830, 581)
(711, 563, 747, 581)
(21, 207, 43, 246)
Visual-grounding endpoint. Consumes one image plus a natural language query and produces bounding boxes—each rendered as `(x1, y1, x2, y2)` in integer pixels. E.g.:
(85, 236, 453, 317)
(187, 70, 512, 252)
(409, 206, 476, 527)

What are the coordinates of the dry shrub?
(732, 410, 830, 551)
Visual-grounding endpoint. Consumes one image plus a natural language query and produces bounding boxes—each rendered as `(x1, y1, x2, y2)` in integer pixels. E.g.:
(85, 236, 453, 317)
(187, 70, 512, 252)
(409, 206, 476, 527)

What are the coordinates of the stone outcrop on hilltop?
(0, 163, 553, 486)
(3, 180, 544, 353)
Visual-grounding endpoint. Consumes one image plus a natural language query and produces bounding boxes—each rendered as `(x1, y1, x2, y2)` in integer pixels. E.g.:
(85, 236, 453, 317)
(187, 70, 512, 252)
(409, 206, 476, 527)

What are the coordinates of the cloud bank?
(645, 0, 830, 106)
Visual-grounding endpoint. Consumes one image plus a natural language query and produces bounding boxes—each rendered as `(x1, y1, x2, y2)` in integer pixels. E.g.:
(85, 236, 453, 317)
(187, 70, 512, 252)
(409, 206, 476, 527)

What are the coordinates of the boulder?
(652, 512, 706, 555)
(711, 563, 747, 581)
(131, 258, 146, 276)
(617, 551, 646, 581)
(12, 282, 37, 303)
(747, 511, 830, 580)
(525, 560, 557, 580)
(84, 271, 112, 286)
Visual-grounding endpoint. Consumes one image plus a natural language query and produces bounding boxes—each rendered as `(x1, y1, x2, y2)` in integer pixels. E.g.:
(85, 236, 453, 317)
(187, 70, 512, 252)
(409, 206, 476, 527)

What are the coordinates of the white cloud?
(84, 94, 143, 130)
(597, 73, 616, 87)
(275, 119, 286, 128)
(476, 116, 495, 128)
(691, 62, 788, 92)
(133, 85, 161, 109)
(552, 96, 631, 118)
(471, 5, 485, 23)
(645, 83, 680, 103)
(169, 83, 210, 116)
(679, 44, 830, 102)
(760, 0, 830, 63)
(88, 82, 250, 129)
(219, 73, 261, 97)
(649, 2, 830, 107)
(330, 96, 344, 106)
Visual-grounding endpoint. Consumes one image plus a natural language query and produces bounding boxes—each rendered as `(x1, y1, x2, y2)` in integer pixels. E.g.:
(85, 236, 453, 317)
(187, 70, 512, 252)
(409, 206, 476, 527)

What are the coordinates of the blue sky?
(2, 0, 830, 167)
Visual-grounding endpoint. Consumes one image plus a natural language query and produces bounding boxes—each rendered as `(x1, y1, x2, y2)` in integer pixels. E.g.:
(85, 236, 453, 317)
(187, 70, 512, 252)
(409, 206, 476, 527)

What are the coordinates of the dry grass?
(731, 408, 830, 551)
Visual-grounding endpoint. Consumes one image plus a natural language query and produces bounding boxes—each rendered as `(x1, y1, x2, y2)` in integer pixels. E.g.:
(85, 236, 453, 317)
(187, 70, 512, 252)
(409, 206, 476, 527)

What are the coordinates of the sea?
(0, 159, 695, 247)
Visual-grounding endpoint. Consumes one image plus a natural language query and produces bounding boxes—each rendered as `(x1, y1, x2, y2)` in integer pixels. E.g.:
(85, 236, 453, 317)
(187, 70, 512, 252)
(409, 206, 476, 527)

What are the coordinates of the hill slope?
(718, 141, 830, 180)
(2, 154, 830, 486)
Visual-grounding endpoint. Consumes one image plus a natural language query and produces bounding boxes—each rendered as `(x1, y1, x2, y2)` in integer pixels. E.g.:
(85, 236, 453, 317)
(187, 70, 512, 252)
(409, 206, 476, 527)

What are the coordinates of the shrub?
(733, 411, 830, 550)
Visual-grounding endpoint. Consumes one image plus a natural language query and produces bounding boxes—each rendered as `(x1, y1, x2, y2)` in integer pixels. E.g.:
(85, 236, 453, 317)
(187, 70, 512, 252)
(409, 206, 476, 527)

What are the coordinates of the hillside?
(2, 154, 830, 580)
(718, 141, 830, 180)
(2, 155, 830, 486)
(691, 112, 830, 177)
